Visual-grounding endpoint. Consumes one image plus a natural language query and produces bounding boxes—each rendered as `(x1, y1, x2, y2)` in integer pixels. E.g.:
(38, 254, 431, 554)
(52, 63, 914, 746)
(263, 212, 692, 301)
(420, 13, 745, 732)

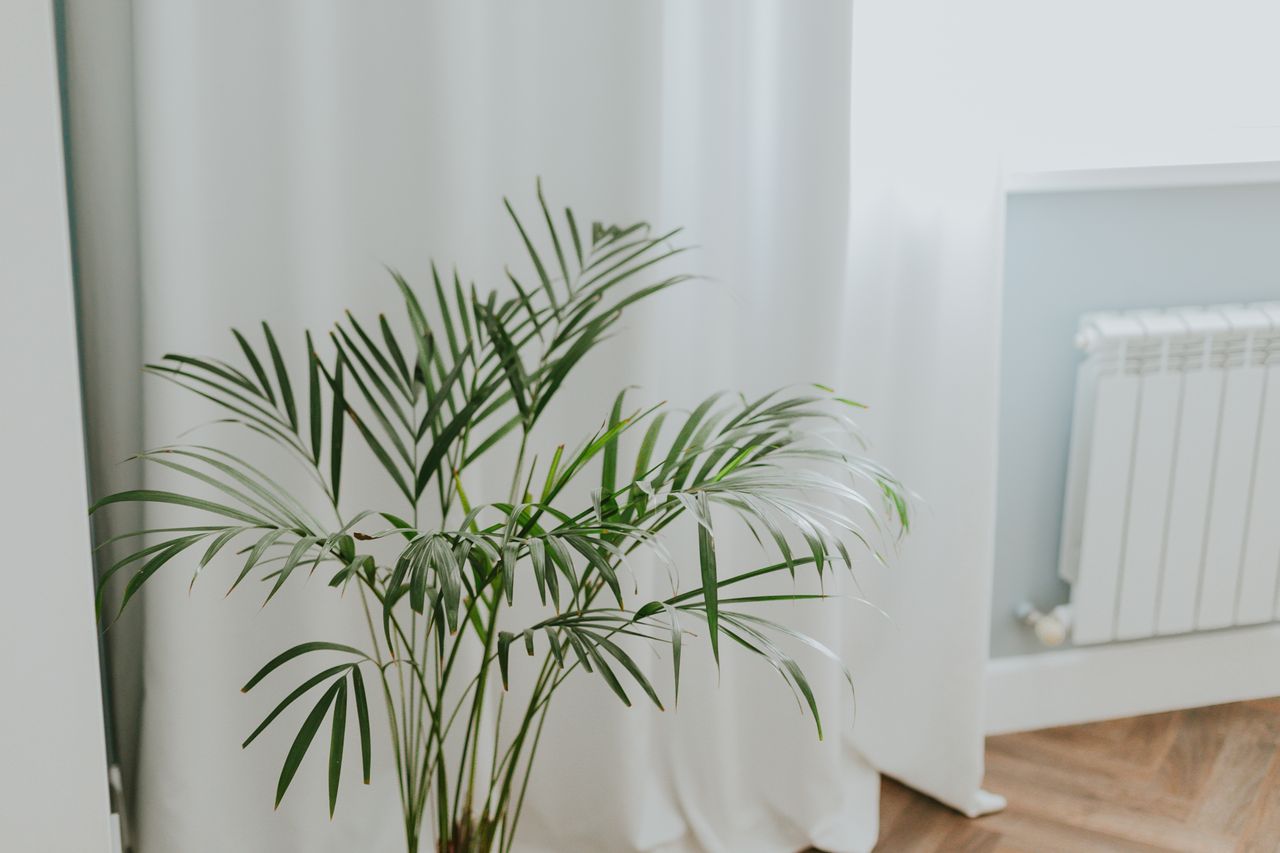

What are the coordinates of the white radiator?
(1060, 302, 1280, 645)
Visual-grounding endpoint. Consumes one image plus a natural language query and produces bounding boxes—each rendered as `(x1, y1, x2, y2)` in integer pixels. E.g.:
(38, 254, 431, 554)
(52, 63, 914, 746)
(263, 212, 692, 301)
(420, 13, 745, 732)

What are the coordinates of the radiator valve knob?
(1015, 602, 1072, 647)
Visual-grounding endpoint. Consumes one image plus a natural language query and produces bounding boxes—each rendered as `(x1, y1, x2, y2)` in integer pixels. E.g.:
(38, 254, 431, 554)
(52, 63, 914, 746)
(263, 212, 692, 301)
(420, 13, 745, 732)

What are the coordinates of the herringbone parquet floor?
(873, 699, 1280, 852)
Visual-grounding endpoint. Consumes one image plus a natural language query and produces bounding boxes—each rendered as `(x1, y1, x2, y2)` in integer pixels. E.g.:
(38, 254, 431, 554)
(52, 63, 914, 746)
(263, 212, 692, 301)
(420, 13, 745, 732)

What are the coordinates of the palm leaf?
(232, 329, 276, 404)
(275, 680, 341, 808)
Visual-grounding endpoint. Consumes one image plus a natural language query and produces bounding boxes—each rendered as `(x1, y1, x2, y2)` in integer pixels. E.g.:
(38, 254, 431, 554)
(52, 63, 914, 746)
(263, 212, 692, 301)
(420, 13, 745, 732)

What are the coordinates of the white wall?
(0, 1, 113, 850)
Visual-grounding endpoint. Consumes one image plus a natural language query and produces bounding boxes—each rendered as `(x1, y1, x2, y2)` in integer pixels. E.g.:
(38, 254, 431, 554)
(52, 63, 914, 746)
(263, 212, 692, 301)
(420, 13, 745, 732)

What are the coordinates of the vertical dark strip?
(52, 0, 123, 798)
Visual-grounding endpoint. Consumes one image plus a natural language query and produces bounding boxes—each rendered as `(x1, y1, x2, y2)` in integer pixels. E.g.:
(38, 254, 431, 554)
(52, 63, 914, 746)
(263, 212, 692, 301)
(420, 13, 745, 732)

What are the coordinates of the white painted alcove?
(988, 159, 1280, 735)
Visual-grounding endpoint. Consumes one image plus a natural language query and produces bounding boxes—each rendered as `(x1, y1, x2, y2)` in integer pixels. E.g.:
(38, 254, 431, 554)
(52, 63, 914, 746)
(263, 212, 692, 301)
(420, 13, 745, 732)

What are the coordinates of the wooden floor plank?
(874, 787, 961, 853)
(1153, 707, 1231, 802)
(871, 699, 1280, 853)
(984, 738, 1190, 821)
(977, 809, 1173, 853)
(1240, 755, 1280, 851)
(1192, 712, 1275, 836)
(931, 822, 1001, 853)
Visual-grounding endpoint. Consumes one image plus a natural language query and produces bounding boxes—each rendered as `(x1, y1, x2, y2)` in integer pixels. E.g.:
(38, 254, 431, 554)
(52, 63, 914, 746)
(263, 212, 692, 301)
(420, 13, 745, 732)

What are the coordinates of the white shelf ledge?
(986, 622, 1280, 735)
(1005, 160, 1280, 195)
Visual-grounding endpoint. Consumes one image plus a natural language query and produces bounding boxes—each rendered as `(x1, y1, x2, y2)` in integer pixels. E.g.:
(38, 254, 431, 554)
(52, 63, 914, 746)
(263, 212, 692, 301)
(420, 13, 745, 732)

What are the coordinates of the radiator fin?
(1239, 369, 1280, 625)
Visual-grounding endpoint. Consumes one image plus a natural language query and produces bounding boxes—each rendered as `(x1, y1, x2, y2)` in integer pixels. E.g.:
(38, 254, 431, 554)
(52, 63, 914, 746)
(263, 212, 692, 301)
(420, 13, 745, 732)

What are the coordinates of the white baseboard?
(985, 622, 1280, 735)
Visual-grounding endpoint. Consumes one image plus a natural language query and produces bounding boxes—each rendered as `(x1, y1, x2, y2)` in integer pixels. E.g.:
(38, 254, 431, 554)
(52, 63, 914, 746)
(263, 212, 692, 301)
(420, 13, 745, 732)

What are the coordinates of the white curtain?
(70, 2, 1007, 851)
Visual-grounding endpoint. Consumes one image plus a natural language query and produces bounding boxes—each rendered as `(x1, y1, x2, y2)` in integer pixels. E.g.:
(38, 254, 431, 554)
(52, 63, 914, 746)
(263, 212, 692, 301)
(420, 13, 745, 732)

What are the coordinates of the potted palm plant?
(92, 185, 907, 853)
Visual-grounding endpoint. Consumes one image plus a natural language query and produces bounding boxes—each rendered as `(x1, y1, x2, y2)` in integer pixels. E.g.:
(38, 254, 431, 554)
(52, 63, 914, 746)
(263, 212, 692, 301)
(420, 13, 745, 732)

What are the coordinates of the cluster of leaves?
(91, 183, 907, 853)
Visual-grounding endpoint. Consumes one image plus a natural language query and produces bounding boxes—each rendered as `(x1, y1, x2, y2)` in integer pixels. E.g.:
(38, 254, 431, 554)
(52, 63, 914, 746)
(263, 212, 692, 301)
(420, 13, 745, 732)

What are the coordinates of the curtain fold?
(70, 2, 1001, 850)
